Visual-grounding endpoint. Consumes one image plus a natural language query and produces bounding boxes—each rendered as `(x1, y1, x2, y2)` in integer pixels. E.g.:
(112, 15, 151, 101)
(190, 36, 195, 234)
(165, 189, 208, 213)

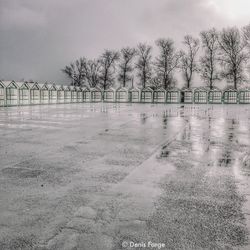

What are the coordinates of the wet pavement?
(0, 103, 249, 250)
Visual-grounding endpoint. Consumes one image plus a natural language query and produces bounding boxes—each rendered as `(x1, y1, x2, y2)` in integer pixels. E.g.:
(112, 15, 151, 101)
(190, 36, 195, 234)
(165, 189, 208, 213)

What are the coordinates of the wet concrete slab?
(0, 103, 250, 249)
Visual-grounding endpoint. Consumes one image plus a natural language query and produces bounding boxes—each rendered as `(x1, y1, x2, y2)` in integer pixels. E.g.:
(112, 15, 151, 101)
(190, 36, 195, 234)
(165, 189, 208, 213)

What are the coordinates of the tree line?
(62, 24, 250, 90)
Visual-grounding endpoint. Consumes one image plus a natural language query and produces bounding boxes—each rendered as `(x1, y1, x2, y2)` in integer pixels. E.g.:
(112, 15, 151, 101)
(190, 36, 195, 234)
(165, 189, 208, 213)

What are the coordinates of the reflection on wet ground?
(0, 103, 250, 249)
(155, 109, 250, 249)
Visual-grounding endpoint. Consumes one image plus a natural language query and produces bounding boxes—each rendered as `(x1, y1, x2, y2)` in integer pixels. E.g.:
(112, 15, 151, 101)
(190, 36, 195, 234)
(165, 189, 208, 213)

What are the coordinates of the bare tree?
(62, 57, 87, 86)
(135, 43, 153, 88)
(118, 47, 137, 87)
(180, 35, 200, 88)
(243, 23, 250, 50)
(155, 38, 181, 89)
(200, 28, 220, 89)
(98, 50, 120, 90)
(218, 27, 249, 89)
(83, 59, 101, 88)
(150, 76, 162, 88)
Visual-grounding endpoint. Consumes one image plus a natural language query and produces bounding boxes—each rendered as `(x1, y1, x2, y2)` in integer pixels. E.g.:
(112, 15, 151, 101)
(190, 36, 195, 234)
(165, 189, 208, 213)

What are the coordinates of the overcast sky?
(0, 0, 250, 84)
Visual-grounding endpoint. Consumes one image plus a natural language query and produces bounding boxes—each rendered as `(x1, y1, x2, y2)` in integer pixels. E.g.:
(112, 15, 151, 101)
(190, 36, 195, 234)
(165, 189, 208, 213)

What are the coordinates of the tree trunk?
(123, 63, 127, 88)
(164, 76, 168, 90)
(143, 70, 146, 88)
(234, 71, 237, 89)
(123, 71, 126, 87)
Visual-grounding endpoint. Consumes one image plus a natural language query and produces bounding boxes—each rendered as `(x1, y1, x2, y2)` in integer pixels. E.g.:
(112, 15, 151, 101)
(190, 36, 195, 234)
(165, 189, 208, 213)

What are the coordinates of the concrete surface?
(0, 103, 249, 250)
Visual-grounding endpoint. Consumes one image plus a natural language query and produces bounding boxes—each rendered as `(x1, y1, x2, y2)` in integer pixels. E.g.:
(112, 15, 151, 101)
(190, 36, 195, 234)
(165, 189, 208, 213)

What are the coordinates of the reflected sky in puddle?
(156, 105, 250, 246)
(157, 106, 250, 181)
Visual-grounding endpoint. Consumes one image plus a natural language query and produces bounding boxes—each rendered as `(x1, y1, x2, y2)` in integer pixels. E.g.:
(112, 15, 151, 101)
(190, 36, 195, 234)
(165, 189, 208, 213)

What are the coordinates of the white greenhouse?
(223, 88, 238, 104)
(208, 88, 222, 104)
(166, 88, 181, 103)
(129, 87, 141, 103)
(4, 81, 18, 106)
(181, 88, 193, 104)
(64, 86, 72, 103)
(57, 86, 65, 103)
(70, 86, 78, 103)
(141, 87, 154, 103)
(154, 87, 166, 103)
(0, 81, 5, 106)
(238, 88, 250, 104)
(103, 87, 116, 102)
(49, 84, 58, 104)
(116, 87, 129, 103)
(83, 87, 91, 102)
(30, 83, 41, 105)
(40, 84, 49, 104)
(194, 87, 208, 104)
(91, 87, 102, 102)
(18, 82, 30, 105)
(76, 87, 83, 103)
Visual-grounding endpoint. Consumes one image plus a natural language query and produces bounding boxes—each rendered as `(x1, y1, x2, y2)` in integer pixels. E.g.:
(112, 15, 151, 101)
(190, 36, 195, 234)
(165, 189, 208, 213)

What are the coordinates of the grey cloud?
(0, 0, 248, 84)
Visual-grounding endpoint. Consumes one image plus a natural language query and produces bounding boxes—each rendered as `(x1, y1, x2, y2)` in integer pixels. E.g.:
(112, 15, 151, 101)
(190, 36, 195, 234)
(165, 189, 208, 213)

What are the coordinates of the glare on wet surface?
(0, 103, 250, 250)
